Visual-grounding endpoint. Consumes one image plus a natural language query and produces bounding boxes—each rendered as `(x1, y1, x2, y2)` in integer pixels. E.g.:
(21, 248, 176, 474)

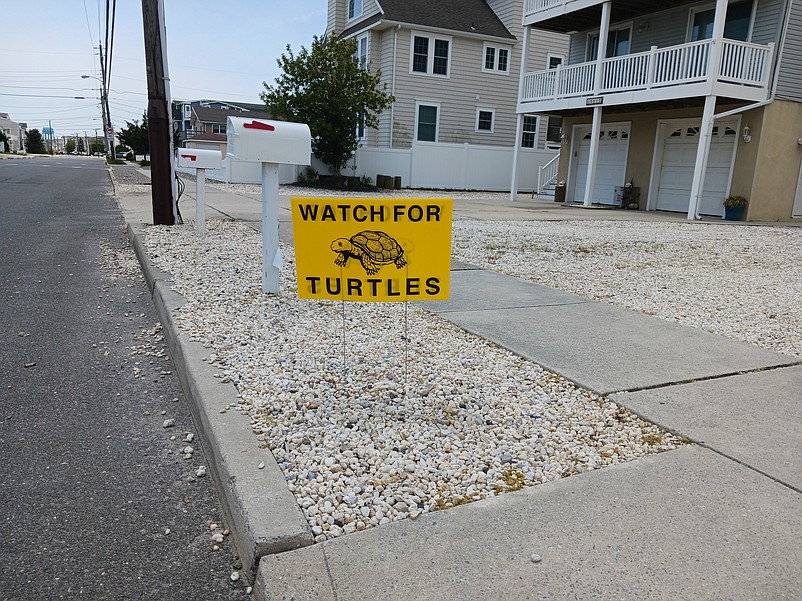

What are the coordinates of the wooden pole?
(141, 0, 175, 225)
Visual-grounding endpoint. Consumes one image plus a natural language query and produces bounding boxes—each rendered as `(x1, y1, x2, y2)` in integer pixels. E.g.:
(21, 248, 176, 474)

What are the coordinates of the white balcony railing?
(520, 39, 774, 105)
(524, 0, 582, 16)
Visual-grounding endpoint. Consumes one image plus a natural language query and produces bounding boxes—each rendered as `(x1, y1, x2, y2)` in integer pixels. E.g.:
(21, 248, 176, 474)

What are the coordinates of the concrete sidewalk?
(117, 169, 802, 600)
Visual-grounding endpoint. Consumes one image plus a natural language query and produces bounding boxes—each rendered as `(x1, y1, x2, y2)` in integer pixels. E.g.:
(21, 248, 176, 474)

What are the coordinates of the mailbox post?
(226, 117, 311, 294)
(177, 148, 222, 234)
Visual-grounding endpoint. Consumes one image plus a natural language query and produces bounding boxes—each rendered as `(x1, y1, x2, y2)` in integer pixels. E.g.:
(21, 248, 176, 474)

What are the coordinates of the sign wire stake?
(341, 299, 347, 384)
(404, 299, 410, 399)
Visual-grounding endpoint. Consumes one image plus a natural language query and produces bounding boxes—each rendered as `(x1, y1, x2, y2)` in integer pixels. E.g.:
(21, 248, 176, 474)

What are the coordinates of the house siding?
(333, 0, 568, 154)
(327, 0, 343, 35)
(527, 30, 570, 71)
(385, 29, 521, 148)
(751, 0, 783, 44)
(375, 28, 395, 147)
(775, 0, 802, 101)
(486, 0, 522, 36)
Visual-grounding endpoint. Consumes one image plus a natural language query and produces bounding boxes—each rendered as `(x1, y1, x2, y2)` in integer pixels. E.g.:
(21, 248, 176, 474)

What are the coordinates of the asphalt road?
(0, 156, 248, 600)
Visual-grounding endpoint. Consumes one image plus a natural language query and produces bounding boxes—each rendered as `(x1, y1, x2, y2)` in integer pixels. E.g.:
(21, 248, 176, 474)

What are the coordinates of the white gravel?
(143, 220, 686, 542)
(452, 220, 802, 357)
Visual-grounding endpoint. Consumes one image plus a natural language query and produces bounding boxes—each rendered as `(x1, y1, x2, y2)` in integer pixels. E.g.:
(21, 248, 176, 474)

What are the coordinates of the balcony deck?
(517, 38, 773, 114)
(523, 0, 699, 31)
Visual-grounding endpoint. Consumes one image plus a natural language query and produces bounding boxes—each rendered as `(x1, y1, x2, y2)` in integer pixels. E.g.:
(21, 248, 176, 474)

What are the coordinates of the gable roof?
(342, 0, 515, 40)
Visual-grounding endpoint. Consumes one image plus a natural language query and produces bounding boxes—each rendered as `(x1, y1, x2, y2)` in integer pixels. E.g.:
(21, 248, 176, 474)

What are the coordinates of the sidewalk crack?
(321, 544, 340, 601)
(605, 361, 802, 395)
(698, 444, 802, 495)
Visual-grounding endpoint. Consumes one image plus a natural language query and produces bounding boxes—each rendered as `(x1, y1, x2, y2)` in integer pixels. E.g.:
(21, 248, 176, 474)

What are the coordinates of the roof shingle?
(342, 0, 515, 39)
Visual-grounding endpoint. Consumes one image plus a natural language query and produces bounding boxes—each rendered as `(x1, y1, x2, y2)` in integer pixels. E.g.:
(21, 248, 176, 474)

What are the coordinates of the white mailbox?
(226, 117, 311, 165)
(177, 147, 222, 170)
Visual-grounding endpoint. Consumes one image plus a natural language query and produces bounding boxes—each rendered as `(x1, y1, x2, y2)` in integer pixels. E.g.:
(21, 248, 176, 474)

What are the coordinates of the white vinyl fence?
(341, 142, 556, 192)
(179, 142, 557, 192)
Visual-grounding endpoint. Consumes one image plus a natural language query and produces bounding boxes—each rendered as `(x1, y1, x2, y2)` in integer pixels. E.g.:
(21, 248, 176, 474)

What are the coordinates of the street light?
(82, 74, 113, 157)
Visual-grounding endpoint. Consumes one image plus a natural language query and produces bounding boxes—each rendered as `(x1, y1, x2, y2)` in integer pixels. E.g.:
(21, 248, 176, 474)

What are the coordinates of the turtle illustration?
(330, 230, 407, 275)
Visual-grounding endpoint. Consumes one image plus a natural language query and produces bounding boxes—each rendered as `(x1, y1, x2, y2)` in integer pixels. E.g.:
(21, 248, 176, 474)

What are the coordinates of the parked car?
(115, 152, 133, 160)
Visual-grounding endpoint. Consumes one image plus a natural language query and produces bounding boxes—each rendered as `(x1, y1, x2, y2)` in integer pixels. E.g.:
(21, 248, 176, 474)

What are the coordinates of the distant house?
(172, 99, 272, 155)
(325, 0, 569, 191)
(515, 0, 802, 220)
(0, 113, 26, 153)
(171, 99, 296, 184)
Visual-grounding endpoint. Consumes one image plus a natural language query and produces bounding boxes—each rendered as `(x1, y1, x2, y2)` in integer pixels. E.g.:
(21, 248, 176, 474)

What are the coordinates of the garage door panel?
(572, 125, 630, 205)
(655, 121, 737, 216)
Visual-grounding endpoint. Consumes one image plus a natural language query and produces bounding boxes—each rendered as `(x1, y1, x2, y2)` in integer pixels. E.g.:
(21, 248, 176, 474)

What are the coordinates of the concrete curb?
(127, 224, 313, 578)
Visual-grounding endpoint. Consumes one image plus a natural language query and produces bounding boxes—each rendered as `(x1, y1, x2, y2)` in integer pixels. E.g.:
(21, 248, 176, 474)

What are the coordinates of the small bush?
(138, 160, 151, 167)
(106, 158, 125, 165)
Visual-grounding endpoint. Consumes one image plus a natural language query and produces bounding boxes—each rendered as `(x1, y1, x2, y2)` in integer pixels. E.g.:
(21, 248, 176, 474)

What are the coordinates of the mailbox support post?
(196, 168, 206, 234)
(261, 162, 281, 294)
(176, 148, 221, 235)
(225, 116, 311, 295)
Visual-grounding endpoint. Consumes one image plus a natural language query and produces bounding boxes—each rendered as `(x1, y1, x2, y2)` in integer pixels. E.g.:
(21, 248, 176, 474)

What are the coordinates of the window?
(356, 113, 366, 140)
(546, 117, 563, 145)
(476, 108, 495, 133)
(521, 115, 538, 148)
(212, 123, 226, 134)
(348, 0, 362, 20)
(433, 40, 449, 75)
(355, 34, 368, 68)
(354, 35, 369, 140)
(690, 0, 753, 42)
(547, 54, 564, 70)
(483, 43, 511, 73)
(413, 36, 429, 72)
(588, 25, 631, 60)
(416, 103, 439, 142)
(411, 32, 451, 77)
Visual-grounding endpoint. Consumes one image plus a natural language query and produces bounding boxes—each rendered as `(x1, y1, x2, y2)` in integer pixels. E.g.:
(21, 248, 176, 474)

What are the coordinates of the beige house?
(515, 0, 802, 221)
(326, 0, 569, 190)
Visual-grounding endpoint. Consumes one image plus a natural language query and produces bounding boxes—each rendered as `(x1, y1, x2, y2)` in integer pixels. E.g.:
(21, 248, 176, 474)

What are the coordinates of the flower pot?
(724, 205, 746, 221)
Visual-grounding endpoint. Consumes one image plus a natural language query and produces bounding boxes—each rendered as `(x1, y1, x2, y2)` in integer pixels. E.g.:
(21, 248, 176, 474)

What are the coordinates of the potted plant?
(723, 195, 748, 221)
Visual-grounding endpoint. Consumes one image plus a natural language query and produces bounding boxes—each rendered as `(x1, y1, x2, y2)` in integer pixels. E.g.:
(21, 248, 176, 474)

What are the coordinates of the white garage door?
(570, 124, 630, 205)
(655, 121, 738, 216)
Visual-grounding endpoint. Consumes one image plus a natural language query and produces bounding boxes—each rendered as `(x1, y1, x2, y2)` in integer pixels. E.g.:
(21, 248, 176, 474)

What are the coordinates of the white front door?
(569, 123, 630, 205)
(654, 120, 739, 216)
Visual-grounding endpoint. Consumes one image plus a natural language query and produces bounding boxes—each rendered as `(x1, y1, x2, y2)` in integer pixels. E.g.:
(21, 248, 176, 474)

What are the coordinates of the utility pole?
(97, 44, 114, 157)
(141, 0, 176, 225)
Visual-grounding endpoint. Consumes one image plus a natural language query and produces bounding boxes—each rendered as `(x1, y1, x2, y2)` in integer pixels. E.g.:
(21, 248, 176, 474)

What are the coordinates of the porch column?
(687, 96, 716, 220)
(510, 113, 524, 202)
(686, 0, 728, 219)
(583, 1, 611, 208)
(510, 24, 531, 203)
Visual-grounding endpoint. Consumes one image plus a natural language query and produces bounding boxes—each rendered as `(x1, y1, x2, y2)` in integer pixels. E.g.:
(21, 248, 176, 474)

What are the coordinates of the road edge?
(127, 223, 313, 578)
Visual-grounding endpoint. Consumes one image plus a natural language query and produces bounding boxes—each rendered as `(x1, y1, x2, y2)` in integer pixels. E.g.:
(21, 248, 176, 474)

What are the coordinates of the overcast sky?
(2, 0, 326, 138)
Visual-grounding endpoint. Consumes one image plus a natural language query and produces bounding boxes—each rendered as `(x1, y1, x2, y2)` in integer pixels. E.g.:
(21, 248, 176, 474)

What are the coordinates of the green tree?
(0, 130, 9, 152)
(65, 139, 76, 154)
(24, 129, 47, 154)
(261, 35, 394, 175)
(118, 113, 149, 158)
(77, 137, 85, 154)
(89, 139, 105, 155)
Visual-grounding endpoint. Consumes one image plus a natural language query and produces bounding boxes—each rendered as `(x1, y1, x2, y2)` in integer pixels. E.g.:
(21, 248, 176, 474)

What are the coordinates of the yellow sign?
(291, 197, 452, 302)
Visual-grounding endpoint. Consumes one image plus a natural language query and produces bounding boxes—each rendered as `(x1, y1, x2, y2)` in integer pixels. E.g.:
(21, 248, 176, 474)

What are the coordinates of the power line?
(0, 93, 97, 99)
(82, 0, 95, 48)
